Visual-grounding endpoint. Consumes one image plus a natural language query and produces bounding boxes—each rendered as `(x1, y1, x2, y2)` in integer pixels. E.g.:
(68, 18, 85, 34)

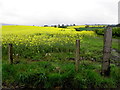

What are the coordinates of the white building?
(118, 1, 120, 24)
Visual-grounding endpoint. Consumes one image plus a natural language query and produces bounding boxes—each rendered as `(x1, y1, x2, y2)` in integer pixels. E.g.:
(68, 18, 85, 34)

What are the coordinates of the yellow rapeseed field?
(2, 25, 96, 59)
(2, 25, 96, 46)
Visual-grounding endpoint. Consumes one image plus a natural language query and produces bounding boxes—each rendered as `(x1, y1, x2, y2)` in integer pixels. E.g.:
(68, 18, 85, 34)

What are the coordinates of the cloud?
(1, 0, 120, 25)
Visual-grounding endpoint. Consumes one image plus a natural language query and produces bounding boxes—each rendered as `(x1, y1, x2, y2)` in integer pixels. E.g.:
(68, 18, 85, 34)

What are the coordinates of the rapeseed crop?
(2, 25, 96, 59)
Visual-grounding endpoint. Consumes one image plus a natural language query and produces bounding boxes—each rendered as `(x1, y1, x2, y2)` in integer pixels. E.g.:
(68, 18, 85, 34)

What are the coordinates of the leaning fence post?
(8, 44, 13, 64)
(75, 39, 80, 72)
(101, 26, 112, 76)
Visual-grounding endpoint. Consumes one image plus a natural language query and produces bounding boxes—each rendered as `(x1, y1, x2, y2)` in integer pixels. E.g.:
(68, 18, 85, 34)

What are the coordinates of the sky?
(0, 0, 120, 26)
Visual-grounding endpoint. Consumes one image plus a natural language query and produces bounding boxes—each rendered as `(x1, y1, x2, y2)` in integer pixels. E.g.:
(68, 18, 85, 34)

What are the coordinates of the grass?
(2, 60, 120, 88)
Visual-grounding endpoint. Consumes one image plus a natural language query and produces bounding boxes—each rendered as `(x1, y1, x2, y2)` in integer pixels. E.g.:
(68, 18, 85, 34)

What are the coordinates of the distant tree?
(98, 24, 100, 27)
(54, 25, 57, 28)
(58, 24, 60, 28)
(85, 25, 89, 28)
(44, 25, 48, 27)
(62, 24, 64, 27)
(116, 24, 120, 27)
(73, 24, 76, 26)
(58, 24, 67, 28)
(66, 24, 69, 26)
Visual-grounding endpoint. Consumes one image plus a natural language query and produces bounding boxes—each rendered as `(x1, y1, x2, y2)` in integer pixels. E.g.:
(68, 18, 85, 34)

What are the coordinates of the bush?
(112, 27, 120, 37)
(95, 27, 120, 37)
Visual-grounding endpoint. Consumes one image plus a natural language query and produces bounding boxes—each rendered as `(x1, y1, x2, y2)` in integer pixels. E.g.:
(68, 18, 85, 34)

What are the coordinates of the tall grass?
(2, 60, 120, 88)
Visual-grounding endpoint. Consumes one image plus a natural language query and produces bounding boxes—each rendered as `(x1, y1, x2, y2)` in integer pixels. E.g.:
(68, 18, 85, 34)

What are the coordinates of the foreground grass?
(2, 60, 120, 89)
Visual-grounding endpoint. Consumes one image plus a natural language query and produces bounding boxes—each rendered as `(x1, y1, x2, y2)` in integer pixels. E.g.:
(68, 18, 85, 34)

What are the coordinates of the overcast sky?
(0, 0, 120, 26)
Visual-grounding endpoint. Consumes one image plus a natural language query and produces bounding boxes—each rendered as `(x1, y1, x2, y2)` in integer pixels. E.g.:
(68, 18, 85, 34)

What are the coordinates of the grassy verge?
(2, 60, 120, 89)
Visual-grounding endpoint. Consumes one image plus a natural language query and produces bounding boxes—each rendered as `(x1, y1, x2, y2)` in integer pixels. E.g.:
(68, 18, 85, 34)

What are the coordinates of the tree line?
(44, 24, 76, 28)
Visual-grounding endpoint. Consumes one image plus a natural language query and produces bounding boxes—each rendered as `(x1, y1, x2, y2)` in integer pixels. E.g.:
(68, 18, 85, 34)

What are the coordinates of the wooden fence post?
(75, 39, 80, 72)
(8, 44, 13, 64)
(101, 26, 112, 76)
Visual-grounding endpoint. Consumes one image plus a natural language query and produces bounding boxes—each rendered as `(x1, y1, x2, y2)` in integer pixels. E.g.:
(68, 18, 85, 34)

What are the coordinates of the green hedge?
(95, 27, 120, 37)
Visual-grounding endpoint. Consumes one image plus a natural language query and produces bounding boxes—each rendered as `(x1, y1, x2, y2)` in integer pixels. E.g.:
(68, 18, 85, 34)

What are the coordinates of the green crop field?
(2, 25, 120, 89)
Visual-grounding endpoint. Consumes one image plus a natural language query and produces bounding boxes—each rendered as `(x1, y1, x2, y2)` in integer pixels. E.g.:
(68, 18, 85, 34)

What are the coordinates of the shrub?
(95, 27, 120, 37)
